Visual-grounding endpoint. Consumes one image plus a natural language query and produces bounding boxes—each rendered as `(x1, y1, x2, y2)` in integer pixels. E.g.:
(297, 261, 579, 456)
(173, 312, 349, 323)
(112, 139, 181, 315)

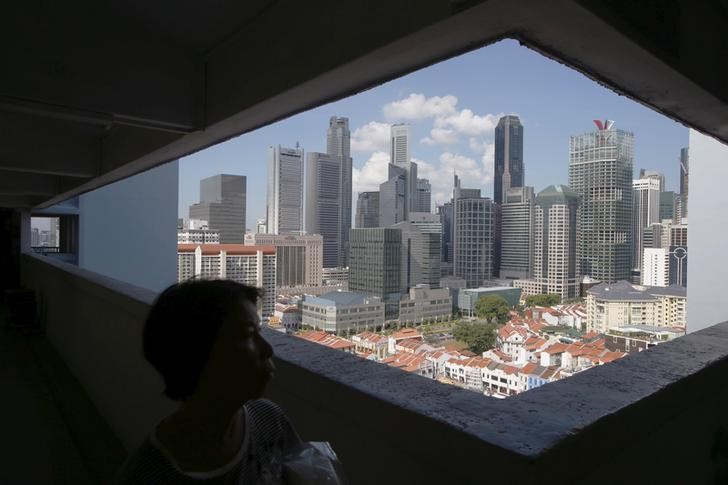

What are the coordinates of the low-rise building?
(301, 291, 385, 333)
(273, 301, 301, 333)
(398, 284, 452, 325)
(350, 332, 389, 360)
(457, 286, 522, 317)
(605, 325, 685, 354)
(586, 281, 687, 332)
(296, 330, 355, 353)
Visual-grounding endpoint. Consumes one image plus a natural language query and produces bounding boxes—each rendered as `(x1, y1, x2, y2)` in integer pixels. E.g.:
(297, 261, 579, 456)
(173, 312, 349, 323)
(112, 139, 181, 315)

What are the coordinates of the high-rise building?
(632, 177, 661, 277)
(638, 169, 665, 192)
(499, 186, 535, 280)
(679, 147, 689, 218)
(245, 233, 322, 289)
(668, 245, 688, 287)
(415, 178, 432, 213)
(189, 174, 246, 244)
(177, 228, 220, 244)
(390, 124, 410, 165)
(327, 116, 352, 265)
(392, 213, 441, 291)
(177, 244, 276, 324)
(642, 247, 669, 286)
(452, 176, 494, 288)
(494, 115, 524, 205)
(349, 228, 402, 319)
(659, 191, 677, 222)
(305, 152, 345, 268)
(569, 120, 633, 283)
(437, 202, 453, 266)
(513, 185, 581, 300)
(379, 164, 408, 226)
(256, 218, 267, 234)
(380, 124, 418, 225)
(494, 115, 524, 278)
(266, 145, 303, 235)
(304, 116, 352, 268)
(355, 192, 380, 228)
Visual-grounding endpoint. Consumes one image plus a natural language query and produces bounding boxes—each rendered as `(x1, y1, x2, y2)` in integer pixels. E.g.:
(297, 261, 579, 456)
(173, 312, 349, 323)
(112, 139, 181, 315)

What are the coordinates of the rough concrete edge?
(22, 254, 728, 462)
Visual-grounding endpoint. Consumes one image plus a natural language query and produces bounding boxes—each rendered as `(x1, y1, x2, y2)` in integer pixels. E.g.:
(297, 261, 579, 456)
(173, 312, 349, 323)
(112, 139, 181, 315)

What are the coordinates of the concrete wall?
(687, 130, 728, 332)
(20, 253, 728, 484)
(79, 161, 178, 293)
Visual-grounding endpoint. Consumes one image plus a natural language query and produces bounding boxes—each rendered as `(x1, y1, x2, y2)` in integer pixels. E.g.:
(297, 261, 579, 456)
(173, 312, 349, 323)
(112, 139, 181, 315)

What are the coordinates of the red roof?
(392, 328, 423, 341)
(178, 243, 276, 255)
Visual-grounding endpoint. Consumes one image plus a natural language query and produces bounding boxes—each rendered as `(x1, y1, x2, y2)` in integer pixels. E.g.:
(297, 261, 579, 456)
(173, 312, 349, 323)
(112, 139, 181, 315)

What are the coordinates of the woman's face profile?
(197, 298, 275, 403)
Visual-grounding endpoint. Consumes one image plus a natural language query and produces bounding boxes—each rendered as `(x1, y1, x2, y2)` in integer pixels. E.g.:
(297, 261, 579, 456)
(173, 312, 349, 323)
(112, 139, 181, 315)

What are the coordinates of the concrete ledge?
(21, 254, 728, 483)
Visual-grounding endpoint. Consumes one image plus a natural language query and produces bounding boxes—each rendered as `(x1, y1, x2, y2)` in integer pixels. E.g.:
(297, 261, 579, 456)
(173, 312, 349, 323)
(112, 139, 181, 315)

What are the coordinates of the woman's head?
(143, 279, 274, 402)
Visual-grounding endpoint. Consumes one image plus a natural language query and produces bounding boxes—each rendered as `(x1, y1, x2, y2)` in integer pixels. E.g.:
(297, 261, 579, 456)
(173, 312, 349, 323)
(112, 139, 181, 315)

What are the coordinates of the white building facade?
(177, 243, 276, 324)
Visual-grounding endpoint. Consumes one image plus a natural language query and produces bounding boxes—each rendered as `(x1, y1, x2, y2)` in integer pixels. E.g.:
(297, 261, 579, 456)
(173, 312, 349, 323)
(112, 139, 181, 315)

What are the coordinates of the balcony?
(10, 252, 728, 483)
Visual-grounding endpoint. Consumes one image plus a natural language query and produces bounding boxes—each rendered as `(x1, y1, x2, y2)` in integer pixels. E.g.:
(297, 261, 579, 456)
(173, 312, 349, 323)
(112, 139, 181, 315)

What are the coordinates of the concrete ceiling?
(1, 0, 726, 210)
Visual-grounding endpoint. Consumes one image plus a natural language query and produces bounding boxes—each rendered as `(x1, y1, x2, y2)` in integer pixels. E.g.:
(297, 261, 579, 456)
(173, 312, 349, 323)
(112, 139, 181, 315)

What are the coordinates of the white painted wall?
(687, 130, 728, 332)
(79, 161, 178, 292)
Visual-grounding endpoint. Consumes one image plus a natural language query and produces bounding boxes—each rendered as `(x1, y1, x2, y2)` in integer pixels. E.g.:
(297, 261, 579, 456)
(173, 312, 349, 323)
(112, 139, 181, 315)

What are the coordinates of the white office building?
(642, 247, 669, 287)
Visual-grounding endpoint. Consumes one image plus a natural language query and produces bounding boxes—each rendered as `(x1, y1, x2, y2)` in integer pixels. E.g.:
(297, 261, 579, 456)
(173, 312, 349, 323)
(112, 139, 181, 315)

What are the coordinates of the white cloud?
(351, 121, 390, 152)
(421, 128, 459, 146)
(353, 151, 390, 194)
(434, 109, 501, 137)
(383, 93, 458, 120)
(469, 137, 488, 154)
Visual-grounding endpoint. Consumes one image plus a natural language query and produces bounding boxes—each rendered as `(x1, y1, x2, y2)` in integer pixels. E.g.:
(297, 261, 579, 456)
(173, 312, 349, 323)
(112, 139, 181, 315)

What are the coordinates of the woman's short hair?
(143, 279, 262, 401)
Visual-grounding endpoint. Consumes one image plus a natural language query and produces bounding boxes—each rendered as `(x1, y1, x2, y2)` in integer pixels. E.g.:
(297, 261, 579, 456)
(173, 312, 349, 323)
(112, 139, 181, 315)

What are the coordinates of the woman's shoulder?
(245, 399, 302, 450)
(245, 398, 289, 431)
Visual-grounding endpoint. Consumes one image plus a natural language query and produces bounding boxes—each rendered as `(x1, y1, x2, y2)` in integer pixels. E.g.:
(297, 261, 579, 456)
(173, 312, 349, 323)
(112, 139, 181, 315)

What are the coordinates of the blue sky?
(178, 39, 688, 227)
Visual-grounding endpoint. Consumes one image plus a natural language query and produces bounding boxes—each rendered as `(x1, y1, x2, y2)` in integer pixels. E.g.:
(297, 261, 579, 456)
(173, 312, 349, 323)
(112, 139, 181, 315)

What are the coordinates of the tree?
(474, 295, 511, 324)
(525, 293, 562, 307)
(453, 321, 497, 354)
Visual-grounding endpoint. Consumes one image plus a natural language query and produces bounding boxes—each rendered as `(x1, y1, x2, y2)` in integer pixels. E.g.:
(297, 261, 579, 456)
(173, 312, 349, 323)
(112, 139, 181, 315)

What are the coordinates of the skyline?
(178, 39, 688, 226)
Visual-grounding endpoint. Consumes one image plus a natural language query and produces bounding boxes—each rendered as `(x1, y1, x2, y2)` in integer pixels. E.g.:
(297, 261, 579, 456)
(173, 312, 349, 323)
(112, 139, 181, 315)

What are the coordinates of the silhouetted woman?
(112, 279, 302, 484)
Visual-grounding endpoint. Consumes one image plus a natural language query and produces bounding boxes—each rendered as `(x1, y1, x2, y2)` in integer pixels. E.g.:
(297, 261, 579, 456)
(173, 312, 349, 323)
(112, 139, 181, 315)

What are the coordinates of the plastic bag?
(282, 441, 347, 484)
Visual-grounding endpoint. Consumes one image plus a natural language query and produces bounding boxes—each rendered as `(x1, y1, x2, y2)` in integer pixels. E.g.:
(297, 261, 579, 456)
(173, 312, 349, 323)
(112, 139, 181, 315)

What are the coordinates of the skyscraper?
(266, 144, 303, 235)
(305, 117, 352, 268)
(494, 115, 524, 278)
(679, 146, 689, 219)
(189, 174, 246, 243)
(569, 120, 633, 283)
(305, 152, 345, 268)
(514, 185, 581, 300)
(379, 164, 408, 226)
(327, 116, 352, 265)
(380, 124, 418, 224)
(349, 228, 402, 319)
(499, 186, 535, 280)
(415, 178, 432, 213)
(494, 115, 524, 205)
(638, 169, 665, 192)
(659, 191, 677, 222)
(437, 202, 453, 267)
(355, 191, 380, 228)
(452, 175, 494, 288)
(390, 124, 410, 165)
(632, 177, 661, 278)
(392, 213, 442, 291)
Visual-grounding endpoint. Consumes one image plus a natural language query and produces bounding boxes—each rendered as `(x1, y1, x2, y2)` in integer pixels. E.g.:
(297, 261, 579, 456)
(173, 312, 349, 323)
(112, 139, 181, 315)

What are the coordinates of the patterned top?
(111, 399, 301, 484)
